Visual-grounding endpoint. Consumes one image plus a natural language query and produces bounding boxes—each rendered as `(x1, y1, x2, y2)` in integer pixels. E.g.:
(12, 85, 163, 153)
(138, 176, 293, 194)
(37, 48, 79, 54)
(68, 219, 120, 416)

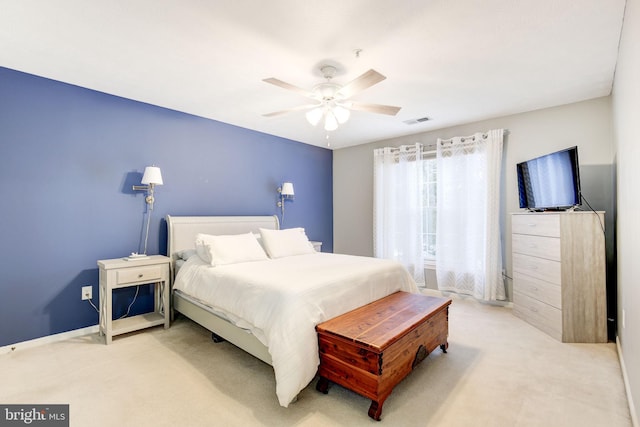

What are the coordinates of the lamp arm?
(145, 184, 155, 207)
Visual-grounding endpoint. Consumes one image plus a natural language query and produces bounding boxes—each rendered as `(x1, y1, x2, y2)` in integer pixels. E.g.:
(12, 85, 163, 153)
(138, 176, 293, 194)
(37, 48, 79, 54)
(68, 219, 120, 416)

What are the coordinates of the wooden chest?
(316, 291, 451, 420)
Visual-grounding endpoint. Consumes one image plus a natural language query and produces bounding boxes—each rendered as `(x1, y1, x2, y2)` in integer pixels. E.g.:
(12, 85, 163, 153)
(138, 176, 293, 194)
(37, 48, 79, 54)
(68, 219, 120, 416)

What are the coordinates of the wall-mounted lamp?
(132, 166, 163, 208)
(132, 166, 163, 257)
(277, 182, 294, 223)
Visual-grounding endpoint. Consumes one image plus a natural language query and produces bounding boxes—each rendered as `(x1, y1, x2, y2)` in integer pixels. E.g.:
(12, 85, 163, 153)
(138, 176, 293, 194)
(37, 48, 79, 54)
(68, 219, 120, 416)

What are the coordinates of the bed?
(166, 215, 419, 407)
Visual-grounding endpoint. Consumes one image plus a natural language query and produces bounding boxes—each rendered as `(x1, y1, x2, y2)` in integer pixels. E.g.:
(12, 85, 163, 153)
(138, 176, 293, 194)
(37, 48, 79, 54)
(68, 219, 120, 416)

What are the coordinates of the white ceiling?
(0, 1, 626, 149)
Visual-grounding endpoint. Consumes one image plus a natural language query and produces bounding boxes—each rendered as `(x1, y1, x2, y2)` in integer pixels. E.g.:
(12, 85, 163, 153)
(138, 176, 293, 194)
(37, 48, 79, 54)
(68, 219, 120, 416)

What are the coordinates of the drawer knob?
(138, 274, 143, 278)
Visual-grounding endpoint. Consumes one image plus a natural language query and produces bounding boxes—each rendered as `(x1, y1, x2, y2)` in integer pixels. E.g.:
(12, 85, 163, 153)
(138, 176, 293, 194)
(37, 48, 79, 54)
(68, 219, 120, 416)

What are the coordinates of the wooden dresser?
(316, 292, 451, 420)
(511, 211, 607, 343)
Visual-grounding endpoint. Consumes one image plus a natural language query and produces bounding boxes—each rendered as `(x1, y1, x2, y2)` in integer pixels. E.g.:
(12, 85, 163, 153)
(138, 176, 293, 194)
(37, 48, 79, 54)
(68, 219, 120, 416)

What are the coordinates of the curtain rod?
(438, 128, 510, 145)
(375, 129, 509, 159)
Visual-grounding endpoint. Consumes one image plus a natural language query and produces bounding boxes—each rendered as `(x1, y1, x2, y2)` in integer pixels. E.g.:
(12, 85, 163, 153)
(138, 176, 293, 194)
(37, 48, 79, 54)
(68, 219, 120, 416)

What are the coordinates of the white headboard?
(166, 215, 280, 262)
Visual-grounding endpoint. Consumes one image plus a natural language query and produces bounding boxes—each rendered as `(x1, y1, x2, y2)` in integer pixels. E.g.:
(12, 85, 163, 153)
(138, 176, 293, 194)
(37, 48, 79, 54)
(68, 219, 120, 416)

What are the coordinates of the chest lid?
(316, 291, 451, 352)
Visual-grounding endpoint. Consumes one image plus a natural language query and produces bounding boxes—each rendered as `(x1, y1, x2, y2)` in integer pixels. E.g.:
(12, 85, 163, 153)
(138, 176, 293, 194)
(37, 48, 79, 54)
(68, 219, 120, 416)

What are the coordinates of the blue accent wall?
(0, 67, 333, 346)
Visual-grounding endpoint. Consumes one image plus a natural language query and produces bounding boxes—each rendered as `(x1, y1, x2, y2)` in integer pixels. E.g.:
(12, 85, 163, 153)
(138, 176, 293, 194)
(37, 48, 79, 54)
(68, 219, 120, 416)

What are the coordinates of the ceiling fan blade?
(337, 69, 386, 99)
(348, 101, 401, 116)
(263, 78, 315, 99)
(262, 103, 319, 117)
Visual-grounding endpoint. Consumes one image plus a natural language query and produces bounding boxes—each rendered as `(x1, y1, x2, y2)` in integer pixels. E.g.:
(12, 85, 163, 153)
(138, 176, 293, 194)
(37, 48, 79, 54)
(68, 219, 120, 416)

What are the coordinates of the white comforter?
(173, 252, 418, 407)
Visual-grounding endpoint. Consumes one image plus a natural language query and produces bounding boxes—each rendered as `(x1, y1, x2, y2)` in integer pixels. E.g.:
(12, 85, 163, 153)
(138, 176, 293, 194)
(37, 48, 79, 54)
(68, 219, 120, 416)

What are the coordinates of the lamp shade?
(333, 105, 351, 124)
(324, 112, 338, 131)
(306, 107, 323, 126)
(141, 166, 163, 185)
(281, 182, 295, 196)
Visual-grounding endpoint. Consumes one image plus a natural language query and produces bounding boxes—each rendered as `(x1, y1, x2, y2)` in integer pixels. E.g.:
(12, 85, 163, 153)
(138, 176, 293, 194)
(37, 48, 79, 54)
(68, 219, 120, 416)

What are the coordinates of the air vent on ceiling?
(403, 116, 431, 125)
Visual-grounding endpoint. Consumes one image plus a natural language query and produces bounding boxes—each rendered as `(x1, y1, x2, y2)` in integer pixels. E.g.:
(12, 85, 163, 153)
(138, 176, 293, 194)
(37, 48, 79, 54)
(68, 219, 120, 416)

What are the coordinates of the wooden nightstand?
(97, 255, 171, 344)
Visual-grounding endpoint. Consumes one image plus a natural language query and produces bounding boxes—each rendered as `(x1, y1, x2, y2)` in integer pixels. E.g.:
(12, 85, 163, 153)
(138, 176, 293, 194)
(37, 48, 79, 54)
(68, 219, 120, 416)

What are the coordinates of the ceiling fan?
(262, 65, 401, 131)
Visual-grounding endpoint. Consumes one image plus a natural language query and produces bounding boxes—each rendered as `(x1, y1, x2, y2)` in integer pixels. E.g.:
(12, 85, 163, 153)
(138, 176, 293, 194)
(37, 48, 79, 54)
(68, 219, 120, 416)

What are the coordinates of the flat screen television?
(517, 146, 581, 211)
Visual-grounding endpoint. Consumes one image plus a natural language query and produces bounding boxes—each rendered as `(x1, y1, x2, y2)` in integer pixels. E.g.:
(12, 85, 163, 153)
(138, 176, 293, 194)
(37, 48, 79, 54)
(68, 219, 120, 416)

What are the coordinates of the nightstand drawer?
(512, 233, 560, 261)
(512, 253, 561, 285)
(116, 265, 163, 285)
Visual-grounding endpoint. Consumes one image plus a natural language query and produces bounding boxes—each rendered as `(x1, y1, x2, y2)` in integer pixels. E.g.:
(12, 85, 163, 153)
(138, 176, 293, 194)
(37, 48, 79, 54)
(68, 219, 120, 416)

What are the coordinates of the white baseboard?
(617, 337, 639, 427)
(0, 325, 99, 355)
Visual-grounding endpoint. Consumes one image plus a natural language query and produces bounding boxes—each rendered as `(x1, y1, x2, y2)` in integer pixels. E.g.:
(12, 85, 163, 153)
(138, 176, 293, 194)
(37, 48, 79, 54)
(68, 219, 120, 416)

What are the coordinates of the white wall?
(612, 0, 640, 422)
(334, 97, 614, 297)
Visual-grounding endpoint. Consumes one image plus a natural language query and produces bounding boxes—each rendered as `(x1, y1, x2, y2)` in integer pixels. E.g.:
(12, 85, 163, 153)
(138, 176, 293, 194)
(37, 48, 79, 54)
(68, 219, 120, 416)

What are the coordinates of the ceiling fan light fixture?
(324, 111, 339, 131)
(333, 105, 350, 124)
(263, 66, 400, 133)
(306, 107, 323, 126)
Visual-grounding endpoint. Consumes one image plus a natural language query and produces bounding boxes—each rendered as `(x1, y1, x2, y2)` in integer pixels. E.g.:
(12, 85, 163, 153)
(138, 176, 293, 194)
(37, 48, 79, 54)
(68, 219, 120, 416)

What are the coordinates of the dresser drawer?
(512, 233, 561, 261)
(116, 265, 163, 285)
(513, 292, 562, 341)
(512, 214, 560, 237)
(513, 272, 561, 309)
(512, 253, 561, 285)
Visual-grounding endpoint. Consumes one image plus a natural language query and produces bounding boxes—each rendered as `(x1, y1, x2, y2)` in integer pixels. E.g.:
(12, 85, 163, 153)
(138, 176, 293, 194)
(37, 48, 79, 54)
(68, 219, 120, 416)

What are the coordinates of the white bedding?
(173, 252, 418, 407)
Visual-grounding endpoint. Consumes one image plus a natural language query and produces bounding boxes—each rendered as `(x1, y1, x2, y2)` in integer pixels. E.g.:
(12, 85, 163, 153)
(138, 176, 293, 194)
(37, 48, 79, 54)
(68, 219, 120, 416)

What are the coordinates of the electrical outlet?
(622, 309, 626, 329)
(81, 286, 92, 301)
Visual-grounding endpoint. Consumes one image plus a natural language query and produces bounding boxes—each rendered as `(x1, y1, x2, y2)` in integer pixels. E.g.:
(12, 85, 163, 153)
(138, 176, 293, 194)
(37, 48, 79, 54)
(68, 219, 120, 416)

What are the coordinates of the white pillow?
(176, 248, 197, 261)
(195, 237, 212, 264)
(259, 227, 316, 258)
(195, 232, 268, 266)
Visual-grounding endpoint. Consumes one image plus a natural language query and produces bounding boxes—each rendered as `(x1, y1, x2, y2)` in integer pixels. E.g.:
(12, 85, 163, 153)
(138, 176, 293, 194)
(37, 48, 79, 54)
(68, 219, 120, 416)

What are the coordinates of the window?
(422, 157, 437, 262)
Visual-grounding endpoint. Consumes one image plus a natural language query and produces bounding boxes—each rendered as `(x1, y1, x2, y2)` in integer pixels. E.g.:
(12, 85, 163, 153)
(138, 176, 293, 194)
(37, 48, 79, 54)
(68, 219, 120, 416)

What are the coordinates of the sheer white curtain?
(436, 129, 505, 301)
(373, 144, 425, 285)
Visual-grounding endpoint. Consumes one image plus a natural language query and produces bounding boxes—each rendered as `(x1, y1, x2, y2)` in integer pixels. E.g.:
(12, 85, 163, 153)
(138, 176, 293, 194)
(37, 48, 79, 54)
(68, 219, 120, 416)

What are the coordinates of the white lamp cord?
(143, 203, 153, 255)
(142, 185, 155, 255)
(280, 194, 285, 225)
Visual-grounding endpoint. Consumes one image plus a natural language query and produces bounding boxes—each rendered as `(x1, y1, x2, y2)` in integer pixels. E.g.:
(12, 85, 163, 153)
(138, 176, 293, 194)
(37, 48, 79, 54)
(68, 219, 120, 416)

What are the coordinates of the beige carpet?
(0, 293, 632, 427)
